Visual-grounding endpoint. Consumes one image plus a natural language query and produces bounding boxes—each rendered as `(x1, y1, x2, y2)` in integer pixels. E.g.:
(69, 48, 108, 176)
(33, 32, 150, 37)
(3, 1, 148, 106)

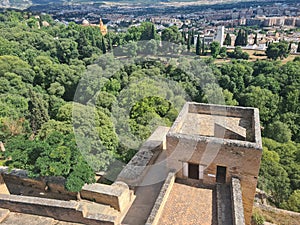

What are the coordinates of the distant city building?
(215, 26, 225, 46)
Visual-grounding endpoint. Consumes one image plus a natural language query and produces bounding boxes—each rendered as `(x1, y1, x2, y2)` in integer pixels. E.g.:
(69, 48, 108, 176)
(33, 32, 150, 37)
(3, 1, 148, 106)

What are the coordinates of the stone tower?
(166, 102, 262, 225)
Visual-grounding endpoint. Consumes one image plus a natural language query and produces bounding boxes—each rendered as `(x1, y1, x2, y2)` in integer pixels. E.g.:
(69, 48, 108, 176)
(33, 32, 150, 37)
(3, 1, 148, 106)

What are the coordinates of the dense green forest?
(0, 11, 299, 211)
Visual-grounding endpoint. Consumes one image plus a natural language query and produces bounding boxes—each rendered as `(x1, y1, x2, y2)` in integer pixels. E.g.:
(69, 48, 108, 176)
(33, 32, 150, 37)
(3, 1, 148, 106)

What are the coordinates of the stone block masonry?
(231, 177, 245, 225)
(166, 102, 262, 225)
(0, 194, 116, 225)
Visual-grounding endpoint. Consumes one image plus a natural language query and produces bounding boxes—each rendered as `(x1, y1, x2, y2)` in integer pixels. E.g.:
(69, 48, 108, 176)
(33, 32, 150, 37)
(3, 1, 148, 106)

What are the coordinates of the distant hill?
(0, 0, 32, 9)
(1, 0, 296, 9)
(0, 0, 252, 9)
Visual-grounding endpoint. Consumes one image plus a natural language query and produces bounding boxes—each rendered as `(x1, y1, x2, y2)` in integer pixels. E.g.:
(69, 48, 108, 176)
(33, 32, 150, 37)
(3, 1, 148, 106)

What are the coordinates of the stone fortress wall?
(0, 167, 135, 225)
(0, 102, 262, 225)
(166, 102, 262, 225)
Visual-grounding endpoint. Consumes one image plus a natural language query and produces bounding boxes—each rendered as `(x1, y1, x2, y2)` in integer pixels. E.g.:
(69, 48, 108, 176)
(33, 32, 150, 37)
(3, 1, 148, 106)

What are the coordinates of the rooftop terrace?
(169, 102, 262, 145)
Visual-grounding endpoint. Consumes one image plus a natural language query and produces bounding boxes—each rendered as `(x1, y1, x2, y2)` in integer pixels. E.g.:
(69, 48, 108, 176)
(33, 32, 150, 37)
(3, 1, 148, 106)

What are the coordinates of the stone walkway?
(121, 151, 168, 225)
(0, 210, 82, 225)
(216, 184, 233, 225)
(158, 182, 217, 225)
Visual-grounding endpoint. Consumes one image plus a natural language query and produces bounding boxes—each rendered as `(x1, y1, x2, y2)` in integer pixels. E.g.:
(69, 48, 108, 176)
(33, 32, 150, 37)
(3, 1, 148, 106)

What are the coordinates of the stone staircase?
(216, 184, 233, 225)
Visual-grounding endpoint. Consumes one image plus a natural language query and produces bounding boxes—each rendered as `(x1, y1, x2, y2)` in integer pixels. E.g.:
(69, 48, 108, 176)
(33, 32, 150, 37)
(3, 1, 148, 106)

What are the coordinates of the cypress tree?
(28, 89, 49, 134)
(182, 31, 186, 42)
(107, 33, 113, 51)
(244, 30, 248, 46)
(150, 23, 155, 40)
(187, 33, 191, 52)
(77, 31, 90, 59)
(101, 36, 106, 54)
(297, 42, 300, 53)
(196, 34, 201, 55)
(254, 33, 258, 45)
(234, 29, 242, 46)
(224, 33, 231, 46)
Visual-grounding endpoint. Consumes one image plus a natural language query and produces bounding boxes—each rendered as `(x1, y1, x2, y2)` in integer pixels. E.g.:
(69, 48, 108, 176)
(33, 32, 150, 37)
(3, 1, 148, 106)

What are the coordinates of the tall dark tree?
(77, 31, 92, 59)
(107, 33, 113, 52)
(224, 33, 232, 46)
(297, 42, 300, 53)
(235, 29, 247, 46)
(234, 29, 243, 46)
(242, 30, 248, 46)
(150, 23, 155, 40)
(196, 34, 201, 55)
(101, 36, 106, 54)
(187, 33, 191, 52)
(288, 42, 292, 52)
(28, 90, 49, 134)
(181, 31, 186, 42)
(254, 33, 258, 45)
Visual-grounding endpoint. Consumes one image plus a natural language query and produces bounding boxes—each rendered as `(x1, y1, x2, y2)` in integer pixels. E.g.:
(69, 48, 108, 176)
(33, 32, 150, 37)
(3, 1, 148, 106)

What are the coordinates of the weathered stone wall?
(81, 181, 132, 212)
(145, 172, 175, 225)
(0, 194, 116, 225)
(166, 135, 262, 225)
(188, 102, 254, 119)
(117, 126, 169, 188)
(231, 177, 245, 225)
(0, 167, 77, 200)
(0, 167, 134, 213)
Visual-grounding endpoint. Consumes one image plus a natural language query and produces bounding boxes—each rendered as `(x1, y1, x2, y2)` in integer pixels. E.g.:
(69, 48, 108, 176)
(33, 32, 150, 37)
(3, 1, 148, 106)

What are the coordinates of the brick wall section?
(145, 172, 175, 225)
(0, 194, 116, 225)
(231, 177, 245, 225)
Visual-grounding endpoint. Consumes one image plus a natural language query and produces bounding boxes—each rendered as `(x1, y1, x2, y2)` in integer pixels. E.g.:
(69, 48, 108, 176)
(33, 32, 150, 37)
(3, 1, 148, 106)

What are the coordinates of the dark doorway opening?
(216, 166, 227, 183)
(188, 163, 199, 180)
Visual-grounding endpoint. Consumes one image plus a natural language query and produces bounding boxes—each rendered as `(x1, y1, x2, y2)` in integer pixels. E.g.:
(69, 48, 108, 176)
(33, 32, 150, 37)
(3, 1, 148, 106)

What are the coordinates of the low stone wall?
(117, 126, 170, 188)
(187, 102, 254, 119)
(231, 177, 245, 225)
(254, 202, 300, 217)
(0, 194, 116, 225)
(145, 172, 175, 225)
(81, 181, 132, 212)
(0, 166, 133, 213)
(0, 167, 77, 200)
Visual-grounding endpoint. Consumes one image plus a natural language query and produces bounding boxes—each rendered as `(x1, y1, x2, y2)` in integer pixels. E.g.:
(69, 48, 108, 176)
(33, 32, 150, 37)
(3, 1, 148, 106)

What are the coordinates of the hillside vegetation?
(0, 10, 299, 213)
